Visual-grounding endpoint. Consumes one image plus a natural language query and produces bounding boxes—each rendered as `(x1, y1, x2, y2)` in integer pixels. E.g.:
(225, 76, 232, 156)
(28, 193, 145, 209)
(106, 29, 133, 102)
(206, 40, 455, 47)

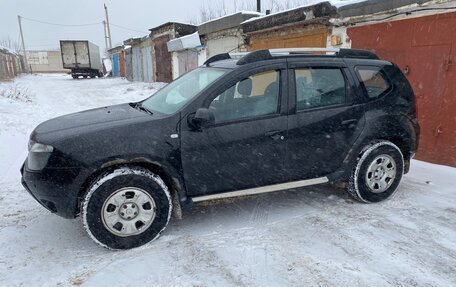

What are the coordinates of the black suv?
(21, 48, 419, 249)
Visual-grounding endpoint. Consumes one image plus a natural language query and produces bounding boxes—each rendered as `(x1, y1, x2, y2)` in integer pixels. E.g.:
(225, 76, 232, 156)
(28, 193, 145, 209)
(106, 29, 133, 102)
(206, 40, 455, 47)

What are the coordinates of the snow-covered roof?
(199, 11, 262, 35)
(167, 32, 202, 52)
(0, 45, 19, 55)
(241, 1, 338, 33)
(199, 11, 262, 26)
(241, 0, 365, 25)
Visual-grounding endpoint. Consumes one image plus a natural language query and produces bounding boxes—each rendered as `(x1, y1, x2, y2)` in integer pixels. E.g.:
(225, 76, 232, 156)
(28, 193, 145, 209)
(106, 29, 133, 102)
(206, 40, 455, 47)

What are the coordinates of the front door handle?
(265, 130, 285, 140)
(341, 119, 358, 125)
(341, 119, 358, 128)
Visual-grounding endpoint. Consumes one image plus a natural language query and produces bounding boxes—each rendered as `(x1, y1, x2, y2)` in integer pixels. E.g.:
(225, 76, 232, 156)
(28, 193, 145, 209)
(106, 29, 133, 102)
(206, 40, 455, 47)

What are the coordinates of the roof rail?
(204, 53, 231, 66)
(269, 48, 340, 55)
(204, 48, 379, 66)
(338, 49, 379, 60)
(236, 50, 273, 65)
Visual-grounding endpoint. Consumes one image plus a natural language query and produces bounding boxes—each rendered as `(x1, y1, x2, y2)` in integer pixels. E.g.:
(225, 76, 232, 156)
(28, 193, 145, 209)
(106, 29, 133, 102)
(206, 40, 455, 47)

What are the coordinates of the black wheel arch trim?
(327, 114, 416, 183)
(75, 157, 187, 216)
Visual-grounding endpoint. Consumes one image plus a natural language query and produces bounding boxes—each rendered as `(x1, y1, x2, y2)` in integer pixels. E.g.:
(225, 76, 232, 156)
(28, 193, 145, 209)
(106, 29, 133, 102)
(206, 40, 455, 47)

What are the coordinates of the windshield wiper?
(133, 103, 153, 115)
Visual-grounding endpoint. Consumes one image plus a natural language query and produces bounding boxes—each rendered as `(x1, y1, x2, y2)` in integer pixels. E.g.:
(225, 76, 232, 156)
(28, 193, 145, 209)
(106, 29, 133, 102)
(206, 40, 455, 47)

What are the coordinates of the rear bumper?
(20, 162, 85, 219)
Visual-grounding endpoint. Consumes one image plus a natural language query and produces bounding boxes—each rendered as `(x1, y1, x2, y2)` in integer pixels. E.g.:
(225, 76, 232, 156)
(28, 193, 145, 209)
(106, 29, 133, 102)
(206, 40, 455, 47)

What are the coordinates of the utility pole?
(257, 0, 261, 12)
(102, 20, 109, 51)
(104, 4, 112, 49)
(17, 15, 29, 73)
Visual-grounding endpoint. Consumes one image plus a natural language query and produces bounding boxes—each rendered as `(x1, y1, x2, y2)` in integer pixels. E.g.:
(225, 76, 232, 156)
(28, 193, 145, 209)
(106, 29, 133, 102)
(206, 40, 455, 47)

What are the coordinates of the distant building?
(0, 46, 23, 81)
(123, 38, 141, 81)
(26, 50, 69, 73)
(199, 11, 261, 58)
(241, 2, 337, 50)
(167, 32, 203, 80)
(107, 45, 125, 77)
(149, 22, 197, 83)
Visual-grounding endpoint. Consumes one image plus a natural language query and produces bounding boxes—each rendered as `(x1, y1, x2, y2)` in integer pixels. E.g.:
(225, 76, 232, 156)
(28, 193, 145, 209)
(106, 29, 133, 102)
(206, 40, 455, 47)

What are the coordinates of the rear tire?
(82, 167, 172, 249)
(348, 141, 404, 203)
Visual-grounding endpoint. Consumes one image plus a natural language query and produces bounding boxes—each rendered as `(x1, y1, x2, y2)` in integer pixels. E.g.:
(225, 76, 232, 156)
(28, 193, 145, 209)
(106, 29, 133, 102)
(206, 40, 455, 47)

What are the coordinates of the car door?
(285, 60, 365, 180)
(181, 63, 289, 196)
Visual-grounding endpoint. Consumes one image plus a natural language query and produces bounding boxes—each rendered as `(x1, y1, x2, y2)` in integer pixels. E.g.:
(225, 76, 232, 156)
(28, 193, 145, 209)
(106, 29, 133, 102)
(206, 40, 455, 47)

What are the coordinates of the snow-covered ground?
(0, 74, 455, 286)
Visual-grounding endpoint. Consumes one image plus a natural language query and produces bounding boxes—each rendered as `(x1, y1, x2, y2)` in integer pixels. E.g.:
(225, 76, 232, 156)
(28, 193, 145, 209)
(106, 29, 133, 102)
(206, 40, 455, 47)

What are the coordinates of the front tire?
(82, 167, 172, 249)
(348, 141, 404, 203)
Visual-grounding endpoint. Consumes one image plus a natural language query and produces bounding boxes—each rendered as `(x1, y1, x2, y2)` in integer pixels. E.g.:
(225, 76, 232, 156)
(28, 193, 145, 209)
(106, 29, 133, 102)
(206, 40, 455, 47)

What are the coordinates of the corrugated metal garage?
(347, 11, 456, 166)
(149, 22, 197, 83)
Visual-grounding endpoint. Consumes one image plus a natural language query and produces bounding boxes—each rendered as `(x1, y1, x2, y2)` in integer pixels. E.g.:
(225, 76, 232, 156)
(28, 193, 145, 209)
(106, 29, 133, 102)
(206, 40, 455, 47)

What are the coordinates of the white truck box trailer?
(60, 40, 102, 79)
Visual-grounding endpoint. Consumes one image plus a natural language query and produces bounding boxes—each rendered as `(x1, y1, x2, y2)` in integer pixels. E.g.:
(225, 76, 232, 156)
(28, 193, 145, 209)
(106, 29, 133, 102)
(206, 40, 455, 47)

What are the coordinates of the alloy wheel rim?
(101, 187, 156, 237)
(365, 154, 397, 193)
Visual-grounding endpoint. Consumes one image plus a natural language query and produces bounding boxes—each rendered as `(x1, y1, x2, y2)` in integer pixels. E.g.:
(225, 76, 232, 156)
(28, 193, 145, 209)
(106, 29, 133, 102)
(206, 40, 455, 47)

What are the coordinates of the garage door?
(207, 36, 240, 57)
(348, 12, 456, 167)
(153, 35, 173, 83)
(249, 28, 327, 50)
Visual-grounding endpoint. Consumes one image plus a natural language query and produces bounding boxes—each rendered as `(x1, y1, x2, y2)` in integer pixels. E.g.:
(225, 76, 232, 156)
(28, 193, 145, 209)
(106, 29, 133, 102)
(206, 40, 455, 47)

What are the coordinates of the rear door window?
(356, 66, 391, 99)
(295, 68, 346, 111)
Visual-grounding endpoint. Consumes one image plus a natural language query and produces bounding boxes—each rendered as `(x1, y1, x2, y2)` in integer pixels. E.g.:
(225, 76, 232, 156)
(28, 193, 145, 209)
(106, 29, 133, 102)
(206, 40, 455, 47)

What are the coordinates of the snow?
(241, 0, 367, 24)
(0, 45, 19, 55)
(198, 10, 263, 26)
(1, 74, 455, 286)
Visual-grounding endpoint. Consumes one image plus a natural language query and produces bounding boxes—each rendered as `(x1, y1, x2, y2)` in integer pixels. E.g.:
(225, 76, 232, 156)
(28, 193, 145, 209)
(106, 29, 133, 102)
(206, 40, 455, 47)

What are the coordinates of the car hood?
(34, 103, 149, 135)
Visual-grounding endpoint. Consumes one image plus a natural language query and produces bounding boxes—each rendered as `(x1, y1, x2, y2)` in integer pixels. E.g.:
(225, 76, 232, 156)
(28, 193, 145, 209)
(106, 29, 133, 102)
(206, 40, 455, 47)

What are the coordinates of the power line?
(20, 16, 147, 34)
(27, 44, 60, 47)
(110, 23, 148, 34)
(21, 16, 102, 27)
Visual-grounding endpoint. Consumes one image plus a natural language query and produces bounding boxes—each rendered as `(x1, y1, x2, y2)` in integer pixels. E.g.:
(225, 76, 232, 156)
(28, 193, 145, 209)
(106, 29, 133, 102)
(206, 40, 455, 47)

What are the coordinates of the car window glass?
(209, 70, 280, 123)
(356, 66, 391, 98)
(142, 68, 227, 114)
(295, 68, 346, 110)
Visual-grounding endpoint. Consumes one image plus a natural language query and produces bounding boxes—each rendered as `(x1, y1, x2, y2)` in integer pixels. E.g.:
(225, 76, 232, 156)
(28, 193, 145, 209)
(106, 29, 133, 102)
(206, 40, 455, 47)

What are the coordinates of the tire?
(82, 167, 172, 249)
(348, 141, 404, 203)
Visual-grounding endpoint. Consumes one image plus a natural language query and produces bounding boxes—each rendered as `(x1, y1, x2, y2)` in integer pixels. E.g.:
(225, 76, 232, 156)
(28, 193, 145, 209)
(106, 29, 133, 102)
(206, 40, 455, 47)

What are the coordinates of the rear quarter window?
(355, 66, 391, 99)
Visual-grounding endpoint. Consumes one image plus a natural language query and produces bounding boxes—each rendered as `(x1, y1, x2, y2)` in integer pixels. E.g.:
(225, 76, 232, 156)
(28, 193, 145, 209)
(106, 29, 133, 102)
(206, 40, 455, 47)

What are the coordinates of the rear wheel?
(82, 167, 172, 249)
(348, 141, 404, 203)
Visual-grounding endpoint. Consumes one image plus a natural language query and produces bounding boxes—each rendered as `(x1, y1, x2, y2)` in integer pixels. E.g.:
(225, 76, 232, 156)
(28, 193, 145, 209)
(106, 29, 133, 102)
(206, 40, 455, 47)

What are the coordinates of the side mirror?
(192, 108, 215, 128)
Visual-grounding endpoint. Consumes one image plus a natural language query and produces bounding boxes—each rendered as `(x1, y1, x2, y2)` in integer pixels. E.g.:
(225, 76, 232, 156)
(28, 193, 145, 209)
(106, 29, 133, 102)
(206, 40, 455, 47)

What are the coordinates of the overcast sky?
(0, 0, 352, 53)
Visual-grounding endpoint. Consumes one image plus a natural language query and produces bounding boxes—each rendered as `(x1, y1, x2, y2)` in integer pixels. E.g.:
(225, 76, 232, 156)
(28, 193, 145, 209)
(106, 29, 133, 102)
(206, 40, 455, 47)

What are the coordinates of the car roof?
(204, 48, 393, 69)
(206, 55, 392, 70)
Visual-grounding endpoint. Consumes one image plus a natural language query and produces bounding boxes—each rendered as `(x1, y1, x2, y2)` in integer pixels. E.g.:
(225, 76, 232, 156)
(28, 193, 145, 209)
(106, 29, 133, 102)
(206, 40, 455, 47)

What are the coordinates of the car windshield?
(141, 67, 227, 115)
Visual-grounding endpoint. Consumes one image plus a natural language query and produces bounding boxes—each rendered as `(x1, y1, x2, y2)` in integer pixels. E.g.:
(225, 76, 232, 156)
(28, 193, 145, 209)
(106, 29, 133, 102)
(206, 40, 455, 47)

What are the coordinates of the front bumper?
(20, 162, 86, 219)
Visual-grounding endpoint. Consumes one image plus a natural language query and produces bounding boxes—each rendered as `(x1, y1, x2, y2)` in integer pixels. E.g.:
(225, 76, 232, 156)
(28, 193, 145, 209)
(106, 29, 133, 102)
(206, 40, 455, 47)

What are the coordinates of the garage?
(347, 11, 456, 166)
(241, 2, 336, 50)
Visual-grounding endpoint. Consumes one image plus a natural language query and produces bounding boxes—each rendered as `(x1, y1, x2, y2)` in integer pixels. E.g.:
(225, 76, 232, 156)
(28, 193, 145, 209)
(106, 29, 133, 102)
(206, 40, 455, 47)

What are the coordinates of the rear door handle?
(265, 130, 285, 140)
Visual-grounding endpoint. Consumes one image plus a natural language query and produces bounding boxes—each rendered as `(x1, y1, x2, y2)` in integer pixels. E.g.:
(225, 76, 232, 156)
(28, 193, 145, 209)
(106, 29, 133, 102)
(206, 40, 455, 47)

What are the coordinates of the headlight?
(29, 142, 54, 153)
(27, 141, 54, 170)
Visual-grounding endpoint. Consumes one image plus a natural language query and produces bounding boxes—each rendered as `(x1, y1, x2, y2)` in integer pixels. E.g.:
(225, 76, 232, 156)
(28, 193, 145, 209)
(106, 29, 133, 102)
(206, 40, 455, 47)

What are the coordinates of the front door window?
(209, 70, 280, 123)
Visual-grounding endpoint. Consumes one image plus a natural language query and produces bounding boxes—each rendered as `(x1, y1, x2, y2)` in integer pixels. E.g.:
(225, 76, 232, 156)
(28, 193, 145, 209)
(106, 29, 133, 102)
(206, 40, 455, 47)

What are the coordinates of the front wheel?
(82, 167, 172, 249)
(348, 141, 404, 203)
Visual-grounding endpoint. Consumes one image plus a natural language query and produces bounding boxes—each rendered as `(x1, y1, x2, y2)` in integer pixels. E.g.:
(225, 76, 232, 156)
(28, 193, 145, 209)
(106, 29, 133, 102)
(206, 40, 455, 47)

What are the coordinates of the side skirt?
(191, 177, 329, 203)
